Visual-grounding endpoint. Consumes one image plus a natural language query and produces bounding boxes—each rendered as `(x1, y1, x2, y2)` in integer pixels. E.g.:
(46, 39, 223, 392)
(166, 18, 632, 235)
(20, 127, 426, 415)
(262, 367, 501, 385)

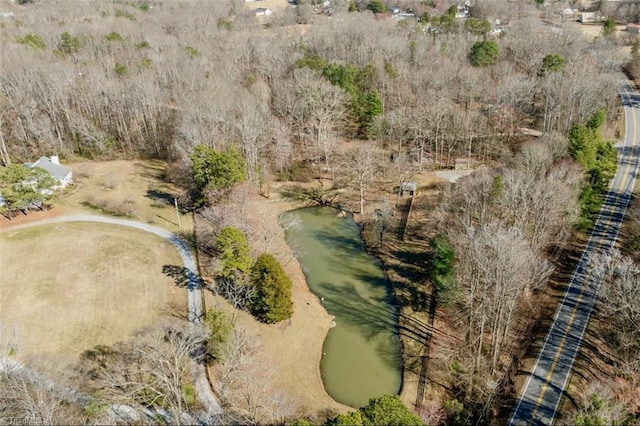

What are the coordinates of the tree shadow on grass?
(162, 265, 204, 290)
(161, 300, 190, 321)
(146, 188, 174, 206)
(134, 161, 166, 181)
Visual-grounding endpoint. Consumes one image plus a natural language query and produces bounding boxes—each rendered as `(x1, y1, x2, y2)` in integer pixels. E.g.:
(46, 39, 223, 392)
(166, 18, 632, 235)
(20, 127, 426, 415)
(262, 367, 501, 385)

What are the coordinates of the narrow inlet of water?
(285, 207, 401, 408)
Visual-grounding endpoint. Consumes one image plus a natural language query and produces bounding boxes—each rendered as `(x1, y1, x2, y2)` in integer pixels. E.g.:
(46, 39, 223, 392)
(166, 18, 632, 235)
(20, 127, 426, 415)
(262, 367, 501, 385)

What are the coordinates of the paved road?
(509, 83, 640, 425)
(1, 214, 223, 416)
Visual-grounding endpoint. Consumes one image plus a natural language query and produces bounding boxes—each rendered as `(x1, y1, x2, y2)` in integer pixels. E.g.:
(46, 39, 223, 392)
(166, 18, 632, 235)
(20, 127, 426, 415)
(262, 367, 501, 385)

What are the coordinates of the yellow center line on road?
(526, 101, 639, 423)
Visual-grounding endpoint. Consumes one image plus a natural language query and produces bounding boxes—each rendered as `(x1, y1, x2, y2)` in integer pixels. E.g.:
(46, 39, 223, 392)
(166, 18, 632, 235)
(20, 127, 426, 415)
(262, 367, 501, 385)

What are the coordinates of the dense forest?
(2, 0, 640, 424)
(0, 0, 622, 169)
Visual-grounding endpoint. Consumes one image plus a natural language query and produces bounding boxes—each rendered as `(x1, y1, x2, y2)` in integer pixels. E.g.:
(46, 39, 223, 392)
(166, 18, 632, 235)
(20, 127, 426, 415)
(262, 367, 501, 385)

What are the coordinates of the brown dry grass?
(0, 160, 192, 234)
(202, 187, 350, 420)
(0, 159, 192, 376)
(244, 0, 291, 12)
(0, 222, 183, 370)
(570, 21, 631, 58)
(0, 158, 348, 418)
(60, 160, 192, 233)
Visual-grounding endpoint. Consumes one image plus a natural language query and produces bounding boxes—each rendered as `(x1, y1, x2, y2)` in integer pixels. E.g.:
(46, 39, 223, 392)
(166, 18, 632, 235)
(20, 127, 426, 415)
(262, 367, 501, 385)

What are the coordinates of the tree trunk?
(0, 117, 10, 166)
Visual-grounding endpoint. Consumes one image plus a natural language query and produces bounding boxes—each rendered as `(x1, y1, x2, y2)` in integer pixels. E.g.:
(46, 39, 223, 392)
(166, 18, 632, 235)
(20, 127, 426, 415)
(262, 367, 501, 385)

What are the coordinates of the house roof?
(401, 182, 417, 191)
(29, 157, 71, 181)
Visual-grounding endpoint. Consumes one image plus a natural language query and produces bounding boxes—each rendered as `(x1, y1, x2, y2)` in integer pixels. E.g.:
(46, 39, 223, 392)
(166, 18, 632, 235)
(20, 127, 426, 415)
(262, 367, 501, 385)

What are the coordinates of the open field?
(61, 160, 192, 232)
(0, 222, 183, 369)
(569, 21, 631, 58)
(244, 0, 291, 12)
(0, 157, 347, 418)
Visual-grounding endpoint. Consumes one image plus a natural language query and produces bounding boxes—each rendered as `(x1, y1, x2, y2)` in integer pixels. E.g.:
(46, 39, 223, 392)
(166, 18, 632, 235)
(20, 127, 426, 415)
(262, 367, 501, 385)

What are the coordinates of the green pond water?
(285, 207, 401, 408)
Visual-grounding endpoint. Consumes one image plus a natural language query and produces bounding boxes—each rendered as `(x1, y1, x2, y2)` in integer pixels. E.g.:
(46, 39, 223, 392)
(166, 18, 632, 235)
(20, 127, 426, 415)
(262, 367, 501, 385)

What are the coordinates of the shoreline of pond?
(285, 206, 403, 408)
(308, 203, 425, 411)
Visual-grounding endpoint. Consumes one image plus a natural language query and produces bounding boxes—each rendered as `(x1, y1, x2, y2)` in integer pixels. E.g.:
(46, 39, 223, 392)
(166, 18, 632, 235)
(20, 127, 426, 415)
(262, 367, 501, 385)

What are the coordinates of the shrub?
(190, 144, 247, 191)
(204, 308, 233, 360)
(367, 0, 386, 14)
(295, 53, 327, 71)
(182, 384, 195, 407)
(104, 31, 124, 42)
(442, 399, 466, 424)
(217, 17, 232, 30)
(327, 395, 423, 426)
(58, 31, 79, 55)
(114, 62, 129, 77)
(540, 54, 565, 74)
(185, 46, 200, 58)
(568, 109, 617, 228)
(135, 40, 150, 49)
(360, 395, 423, 425)
(216, 227, 252, 278)
(139, 57, 153, 69)
(16, 33, 45, 50)
(602, 17, 616, 37)
(429, 234, 456, 305)
(464, 18, 491, 35)
(114, 8, 136, 20)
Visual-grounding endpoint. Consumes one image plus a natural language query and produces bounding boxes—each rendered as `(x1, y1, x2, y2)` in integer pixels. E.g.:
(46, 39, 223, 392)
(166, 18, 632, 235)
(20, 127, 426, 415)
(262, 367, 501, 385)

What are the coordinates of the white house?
(26, 156, 73, 189)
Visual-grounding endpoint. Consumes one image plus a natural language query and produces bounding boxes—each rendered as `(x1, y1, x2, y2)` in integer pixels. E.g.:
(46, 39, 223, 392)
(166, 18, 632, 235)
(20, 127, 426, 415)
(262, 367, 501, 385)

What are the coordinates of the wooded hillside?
(0, 0, 621, 176)
(1, 0, 636, 424)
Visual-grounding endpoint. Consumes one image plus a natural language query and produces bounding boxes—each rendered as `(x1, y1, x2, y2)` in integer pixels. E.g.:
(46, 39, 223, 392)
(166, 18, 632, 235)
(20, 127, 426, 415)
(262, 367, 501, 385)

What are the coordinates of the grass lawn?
(0, 222, 184, 369)
(64, 160, 192, 232)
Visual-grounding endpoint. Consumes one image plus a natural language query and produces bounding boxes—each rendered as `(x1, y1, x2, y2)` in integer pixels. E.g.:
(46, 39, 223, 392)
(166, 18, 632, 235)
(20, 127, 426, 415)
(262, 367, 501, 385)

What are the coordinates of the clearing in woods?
(0, 222, 183, 369)
(0, 160, 190, 373)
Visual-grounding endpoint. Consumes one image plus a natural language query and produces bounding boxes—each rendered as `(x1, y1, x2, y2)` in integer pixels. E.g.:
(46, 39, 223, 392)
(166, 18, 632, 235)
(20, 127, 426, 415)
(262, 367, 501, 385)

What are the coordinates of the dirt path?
(1, 214, 223, 417)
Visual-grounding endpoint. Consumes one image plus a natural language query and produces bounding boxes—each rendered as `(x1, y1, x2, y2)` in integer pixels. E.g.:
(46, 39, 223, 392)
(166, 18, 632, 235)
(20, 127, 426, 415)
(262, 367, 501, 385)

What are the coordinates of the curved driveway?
(509, 83, 640, 424)
(1, 214, 223, 416)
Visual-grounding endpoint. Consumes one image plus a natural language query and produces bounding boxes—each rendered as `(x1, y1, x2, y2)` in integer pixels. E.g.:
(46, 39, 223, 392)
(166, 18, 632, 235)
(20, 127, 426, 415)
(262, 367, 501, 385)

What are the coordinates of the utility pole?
(175, 197, 181, 228)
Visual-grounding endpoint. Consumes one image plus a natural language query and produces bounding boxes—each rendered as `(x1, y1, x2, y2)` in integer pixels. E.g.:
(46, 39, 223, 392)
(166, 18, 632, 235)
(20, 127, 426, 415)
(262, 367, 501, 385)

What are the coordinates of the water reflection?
(286, 207, 402, 408)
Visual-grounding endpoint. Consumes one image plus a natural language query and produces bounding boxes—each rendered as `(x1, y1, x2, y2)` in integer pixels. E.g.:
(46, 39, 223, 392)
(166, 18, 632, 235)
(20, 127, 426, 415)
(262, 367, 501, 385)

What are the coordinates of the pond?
(285, 207, 401, 408)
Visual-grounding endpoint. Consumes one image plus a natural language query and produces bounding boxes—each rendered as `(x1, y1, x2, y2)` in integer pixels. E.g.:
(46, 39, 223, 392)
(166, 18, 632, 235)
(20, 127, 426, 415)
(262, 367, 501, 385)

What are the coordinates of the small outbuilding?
(454, 158, 472, 170)
(400, 181, 417, 196)
(627, 23, 640, 34)
(255, 7, 272, 17)
(577, 12, 597, 23)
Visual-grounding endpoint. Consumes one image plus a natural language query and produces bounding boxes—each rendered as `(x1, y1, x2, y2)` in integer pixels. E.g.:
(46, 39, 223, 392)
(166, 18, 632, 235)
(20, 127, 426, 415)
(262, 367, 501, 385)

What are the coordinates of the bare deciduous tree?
(80, 323, 206, 425)
(499, 143, 582, 252)
(597, 251, 640, 363)
(451, 222, 550, 377)
(251, 211, 302, 254)
(215, 327, 297, 425)
(571, 382, 627, 426)
(340, 144, 380, 215)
